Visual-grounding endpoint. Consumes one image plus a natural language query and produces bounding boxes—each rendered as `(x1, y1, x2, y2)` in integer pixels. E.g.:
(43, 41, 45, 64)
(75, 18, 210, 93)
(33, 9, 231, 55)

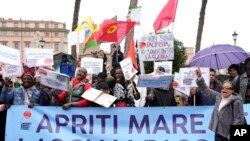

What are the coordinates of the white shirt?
(218, 95, 232, 111)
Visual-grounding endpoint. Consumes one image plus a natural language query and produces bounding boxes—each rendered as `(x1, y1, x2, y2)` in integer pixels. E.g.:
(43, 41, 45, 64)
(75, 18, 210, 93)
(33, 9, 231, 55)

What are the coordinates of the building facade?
(0, 17, 69, 57)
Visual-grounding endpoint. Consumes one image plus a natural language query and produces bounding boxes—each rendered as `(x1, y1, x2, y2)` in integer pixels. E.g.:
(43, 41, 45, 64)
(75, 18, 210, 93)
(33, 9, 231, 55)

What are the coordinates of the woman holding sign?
(195, 67, 245, 141)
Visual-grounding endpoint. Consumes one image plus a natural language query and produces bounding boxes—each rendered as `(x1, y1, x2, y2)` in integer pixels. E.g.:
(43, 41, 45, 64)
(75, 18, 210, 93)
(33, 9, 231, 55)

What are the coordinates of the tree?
(195, 0, 208, 54)
(144, 39, 187, 73)
(71, 0, 81, 59)
(123, 0, 138, 58)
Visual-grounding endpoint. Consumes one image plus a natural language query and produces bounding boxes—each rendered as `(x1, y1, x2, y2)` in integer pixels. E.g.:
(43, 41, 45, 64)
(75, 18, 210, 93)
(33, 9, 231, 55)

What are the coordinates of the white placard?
(119, 57, 138, 80)
(82, 88, 117, 108)
(154, 61, 173, 75)
(0, 45, 21, 66)
(25, 48, 54, 67)
(179, 67, 210, 87)
(2, 64, 22, 78)
(81, 57, 103, 74)
(35, 67, 69, 91)
(138, 33, 174, 61)
(68, 30, 86, 46)
(173, 72, 190, 96)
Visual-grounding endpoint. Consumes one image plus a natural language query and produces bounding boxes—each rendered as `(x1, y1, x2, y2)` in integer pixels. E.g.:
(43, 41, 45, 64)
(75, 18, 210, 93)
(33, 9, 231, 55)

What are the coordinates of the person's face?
(220, 82, 233, 98)
(101, 89, 110, 94)
(62, 56, 67, 62)
(190, 87, 197, 95)
(76, 69, 87, 80)
(23, 75, 33, 88)
(115, 69, 124, 82)
(229, 68, 238, 77)
(210, 71, 216, 82)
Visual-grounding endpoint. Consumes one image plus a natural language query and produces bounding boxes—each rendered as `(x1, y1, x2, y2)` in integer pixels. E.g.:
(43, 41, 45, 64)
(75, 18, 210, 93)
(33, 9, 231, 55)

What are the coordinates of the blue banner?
(6, 105, 250, 141)
(137, 75, 173, 88)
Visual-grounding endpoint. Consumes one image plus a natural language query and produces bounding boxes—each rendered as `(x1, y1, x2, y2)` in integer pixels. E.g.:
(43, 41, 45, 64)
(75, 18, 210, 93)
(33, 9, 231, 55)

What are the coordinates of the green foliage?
(143, 39, 187, 74)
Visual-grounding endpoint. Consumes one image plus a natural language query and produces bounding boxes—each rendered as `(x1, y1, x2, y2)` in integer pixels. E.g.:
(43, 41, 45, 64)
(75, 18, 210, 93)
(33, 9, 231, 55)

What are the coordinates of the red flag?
(96, 19, 136, 43)
(153, 0, 178, 32)
(127, 36, 138, 69)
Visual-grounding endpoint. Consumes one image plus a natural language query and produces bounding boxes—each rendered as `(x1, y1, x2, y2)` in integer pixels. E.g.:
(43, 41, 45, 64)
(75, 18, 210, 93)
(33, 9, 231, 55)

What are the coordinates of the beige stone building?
(0, 17, 69, 58)
(185, 47, 195, 65)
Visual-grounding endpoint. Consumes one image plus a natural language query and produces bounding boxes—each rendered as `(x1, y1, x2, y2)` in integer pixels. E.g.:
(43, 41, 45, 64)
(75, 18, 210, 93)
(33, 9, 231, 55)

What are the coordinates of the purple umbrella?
(189, 44, 249, 70)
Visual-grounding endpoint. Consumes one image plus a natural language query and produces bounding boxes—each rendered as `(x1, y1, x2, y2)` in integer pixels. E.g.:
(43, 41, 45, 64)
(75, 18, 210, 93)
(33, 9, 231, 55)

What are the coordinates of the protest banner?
(119, 57, 138, 80)
(0, 45, 21, 66)
(179, 67, 210, 87)
(173, 72, 190, 95)
(154, 61, 173, 75)
(137, 74, 173, 88)
(82, 87, 117, 108)
(2, 64, 22, 78)
(81, 57, 103, 74)
(24, 48, 54, 67)
(35, 67, 69, 91)
(5, 105, 250, 141)
(138, 33, 174, 61)
(68, 30, 85, 46)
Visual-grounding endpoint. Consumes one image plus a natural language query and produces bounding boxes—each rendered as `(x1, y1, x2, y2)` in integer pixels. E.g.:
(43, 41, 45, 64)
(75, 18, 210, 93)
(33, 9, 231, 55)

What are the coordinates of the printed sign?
(154, 61, 173, 75)
(179, 67, 210, 87)
(0, 45, 21, 66)
(138, 33, 174, 61)
(35, 67, 69, 91)
(137, 74, 173, 88)
(81, 57, 103, 74)
(2, 64, 22, 78)
(6, 105, 249, 141)
(119, 57, 138, 80)
(25, 48, 54, 67)
(173, 72, 191, 95)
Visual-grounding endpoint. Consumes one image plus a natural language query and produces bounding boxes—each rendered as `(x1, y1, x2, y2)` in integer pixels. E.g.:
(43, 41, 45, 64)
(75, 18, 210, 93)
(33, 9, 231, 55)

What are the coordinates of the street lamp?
(232, 31, 238, 45)
(39, 38, 45, 48)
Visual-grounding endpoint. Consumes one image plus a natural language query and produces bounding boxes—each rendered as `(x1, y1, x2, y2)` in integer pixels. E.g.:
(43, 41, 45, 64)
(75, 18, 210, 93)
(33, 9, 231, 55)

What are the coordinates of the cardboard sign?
(119, 57, 138, 80)
(137, 75, 173, 88)
(35, 67, 69, 91)
(2, 64, 22, 78)
(179, 67, 210, 87)
(82, 88, 117, 108)
(81, 57, 103, 74)
(0, 45, 21, 66)
(25, 48, 54, 67)
(138, 33, 174, 61)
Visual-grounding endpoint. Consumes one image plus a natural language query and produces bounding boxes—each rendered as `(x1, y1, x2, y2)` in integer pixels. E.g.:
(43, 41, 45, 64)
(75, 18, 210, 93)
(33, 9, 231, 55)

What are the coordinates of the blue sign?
(137, 75, 173, 88)
(5, 105, 250, 141)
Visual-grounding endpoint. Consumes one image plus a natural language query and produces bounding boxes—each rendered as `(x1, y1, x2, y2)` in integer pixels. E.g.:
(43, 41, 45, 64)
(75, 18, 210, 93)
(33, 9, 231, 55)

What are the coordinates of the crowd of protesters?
(0, 45, 249, 141)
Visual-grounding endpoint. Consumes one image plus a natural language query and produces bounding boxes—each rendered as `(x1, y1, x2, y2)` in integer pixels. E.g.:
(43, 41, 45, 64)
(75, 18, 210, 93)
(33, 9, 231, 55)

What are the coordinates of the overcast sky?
(1, 0, 250, 53)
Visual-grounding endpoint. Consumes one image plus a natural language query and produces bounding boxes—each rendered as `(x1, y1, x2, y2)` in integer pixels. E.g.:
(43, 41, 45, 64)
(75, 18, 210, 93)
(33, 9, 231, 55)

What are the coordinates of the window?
(2, 22, 6, 27)
(24, 31, 29, 36)
(55, 43, 59, 51)
(45, 32, 50, 37)
(54, 32, 58, 37)
(1, 42, 8, 46)
(25, 42, 30, 48)
(35, 23, 39, 28)
(0, 31, 7, 36)
(54, 24, 58, 28)
(25, 23, 29, 28)
(45, 23, 49, 28)
(14, 22, 19, 28)
(13, 31, 19, 36)
(14, 42, 19, 49)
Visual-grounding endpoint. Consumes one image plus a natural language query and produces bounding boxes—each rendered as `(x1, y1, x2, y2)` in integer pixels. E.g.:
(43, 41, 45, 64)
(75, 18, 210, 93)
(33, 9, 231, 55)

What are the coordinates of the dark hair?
(228, 64, 239, 73)
(98, 72, 107, 79)
(62, 55, 67, 58)
(244, 57, 250, 70)
(158, 66, 165, 72)
(96, 82, 109, 90)
(210, 68, 216, 73)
